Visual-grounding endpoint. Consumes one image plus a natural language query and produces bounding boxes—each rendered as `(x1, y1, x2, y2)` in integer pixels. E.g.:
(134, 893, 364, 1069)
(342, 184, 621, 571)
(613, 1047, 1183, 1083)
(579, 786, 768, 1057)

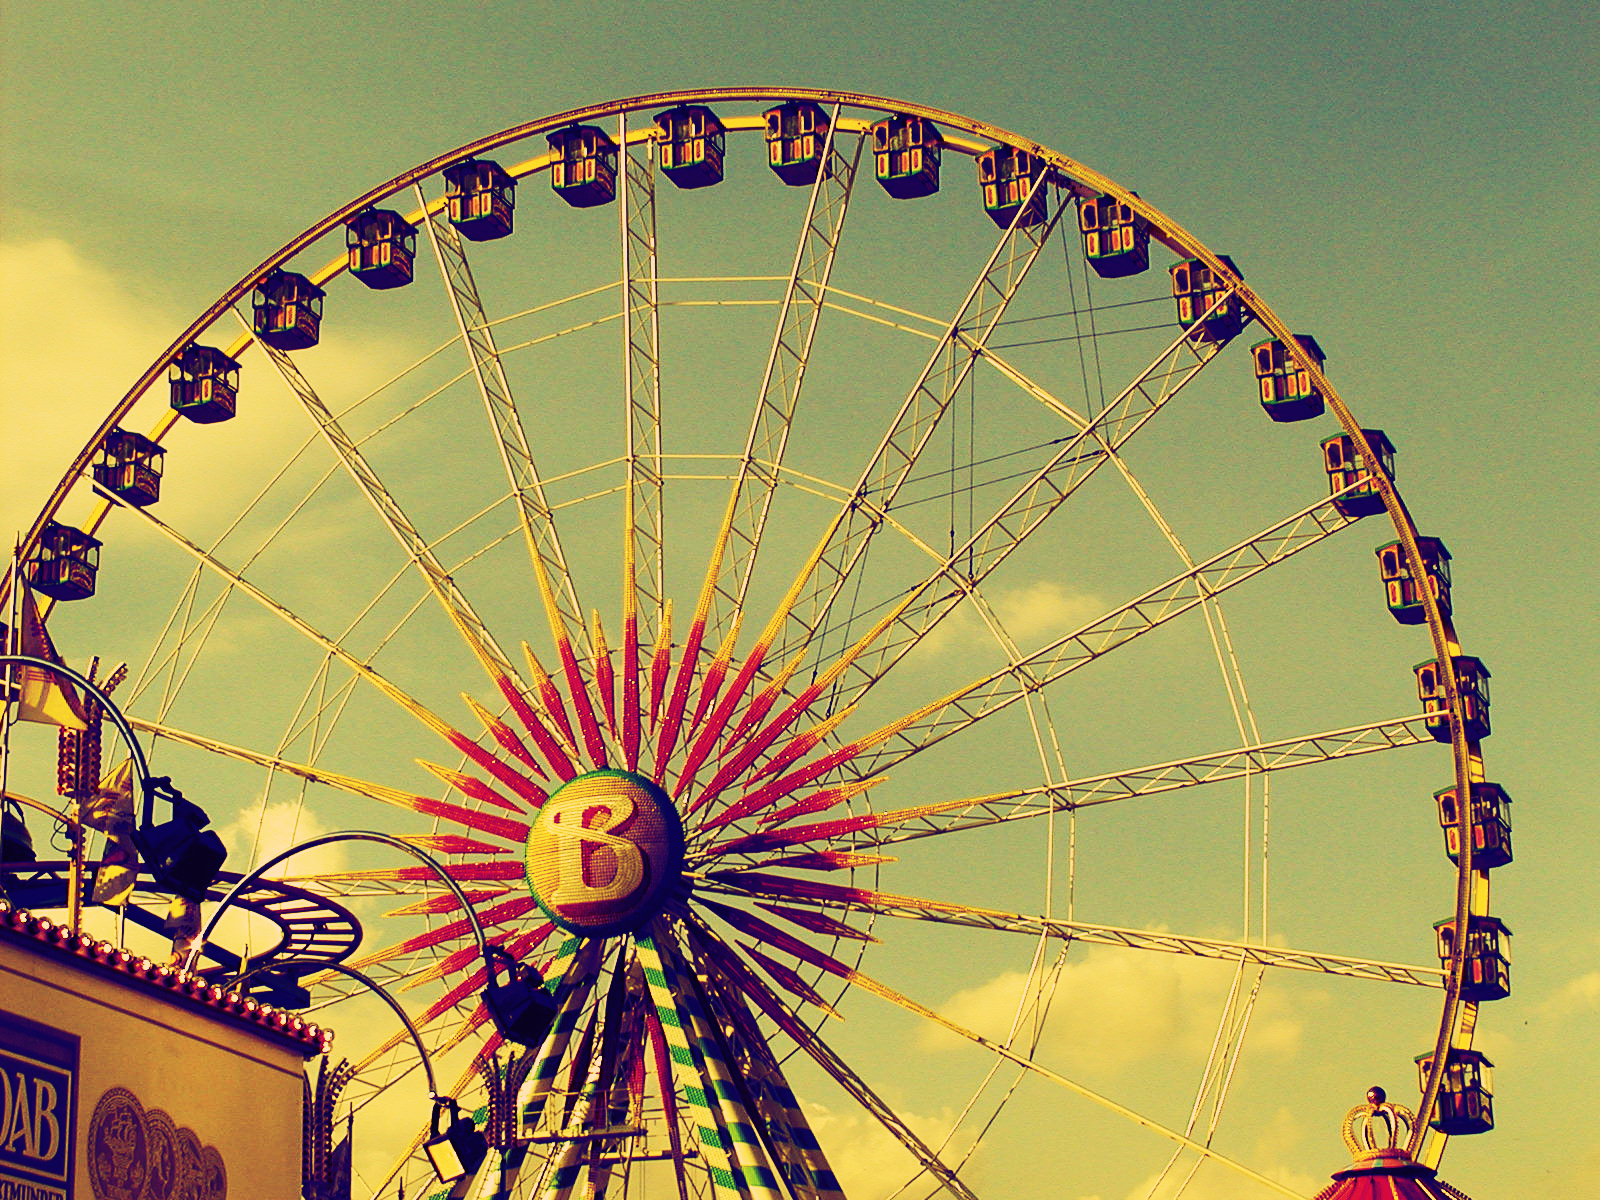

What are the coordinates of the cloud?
(0, 238, 177, 538)
(218, 792, 349, 879)
(1110, 1107, 1320, 1200)
(803, 1099, 981, 1199)
(912, 578, 1105, 661)
(1538, 969, 1600, 1021)
(1, 235, 429, 550)
(918, 949, 1306, 1077)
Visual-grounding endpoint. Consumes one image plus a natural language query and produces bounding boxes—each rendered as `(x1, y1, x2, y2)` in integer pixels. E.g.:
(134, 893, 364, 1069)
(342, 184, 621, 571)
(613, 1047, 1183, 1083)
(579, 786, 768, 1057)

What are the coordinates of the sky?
(2, 3, 1597, 1198)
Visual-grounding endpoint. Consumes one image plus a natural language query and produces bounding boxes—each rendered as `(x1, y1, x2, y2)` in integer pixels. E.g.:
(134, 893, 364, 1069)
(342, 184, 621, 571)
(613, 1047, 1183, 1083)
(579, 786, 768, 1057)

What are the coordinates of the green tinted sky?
(2, 3, 1595, 1197)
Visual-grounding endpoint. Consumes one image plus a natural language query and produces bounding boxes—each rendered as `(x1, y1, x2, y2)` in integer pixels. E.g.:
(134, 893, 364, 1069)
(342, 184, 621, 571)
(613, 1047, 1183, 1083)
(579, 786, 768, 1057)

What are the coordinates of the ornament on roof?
(1313, 1087, 1475, 1200)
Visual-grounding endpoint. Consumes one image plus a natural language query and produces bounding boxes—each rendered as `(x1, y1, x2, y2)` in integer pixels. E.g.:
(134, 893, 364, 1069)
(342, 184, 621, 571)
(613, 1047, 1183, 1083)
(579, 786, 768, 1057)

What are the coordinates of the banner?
(7, 589, 88, 731)
(0, 1011, 79, 1200)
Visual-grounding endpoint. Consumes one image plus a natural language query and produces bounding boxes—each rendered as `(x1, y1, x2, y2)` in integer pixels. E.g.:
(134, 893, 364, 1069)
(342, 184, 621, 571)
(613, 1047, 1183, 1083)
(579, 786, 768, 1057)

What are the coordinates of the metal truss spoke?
(414, 183, 589, 654)
(682, 919, 978, 1200)
(848, 488, 1361, 781)
(721, 892, 1444, 988)
(695, 112, 864, 648)
(242, 313, 528, 693)
(842, 713, 1435, 848)
(111, 495, 459, 741)
(127, 714, 466, 818)
(828, 309, 1229, 713)
(621, 113, 666, 647)
(771, 175, 1070, 675)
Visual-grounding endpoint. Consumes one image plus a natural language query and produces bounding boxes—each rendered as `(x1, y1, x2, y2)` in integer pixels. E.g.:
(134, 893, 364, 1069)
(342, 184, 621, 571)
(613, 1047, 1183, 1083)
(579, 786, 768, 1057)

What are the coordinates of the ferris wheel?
(4, 89, 1509, 1199)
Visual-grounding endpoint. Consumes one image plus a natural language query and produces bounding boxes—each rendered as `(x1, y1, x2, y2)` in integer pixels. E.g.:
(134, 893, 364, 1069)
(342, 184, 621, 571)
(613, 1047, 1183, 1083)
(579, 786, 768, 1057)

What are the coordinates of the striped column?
(635, 924, 746, 1199)
(662, 941, 787, 1200)
(745, 1048, 843, 1200)
(517, 937, 600, 1139)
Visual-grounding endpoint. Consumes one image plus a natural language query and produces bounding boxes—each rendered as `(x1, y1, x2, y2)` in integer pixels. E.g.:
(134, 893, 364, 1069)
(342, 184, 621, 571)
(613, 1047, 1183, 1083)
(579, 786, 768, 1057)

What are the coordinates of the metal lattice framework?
(1, 88, 1502, 1200)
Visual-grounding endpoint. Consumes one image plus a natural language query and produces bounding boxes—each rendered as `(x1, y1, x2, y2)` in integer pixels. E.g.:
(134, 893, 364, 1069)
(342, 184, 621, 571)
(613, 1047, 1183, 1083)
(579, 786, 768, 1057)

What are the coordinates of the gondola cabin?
(444, 158, 515, 241)
(1415, 654, 1491, 743)
(548, 125, 617, 208)
(656, 105, 724, 189)
(1415, 1049, 1494, 1135)
(1252, 334, 1326, 422)
(872, 114, 941, 199)
(93, 429, 165, 507)
(1170, 255, 1246, 343)
(1321, 429, 1395, 518)
(27, 522, 101, 602)
(252, 270, 324, 351)
(1078, 194, 1149, 278)
(764, 101, 830, 185)
(346, 208, 417, 290)
(169, 344, 241, 424)
(1435, 782, 1513, 869)
(977, 145, 1046, 228)
(1434, 915, 1512, 1002)
(1375, 536, 1452, 624)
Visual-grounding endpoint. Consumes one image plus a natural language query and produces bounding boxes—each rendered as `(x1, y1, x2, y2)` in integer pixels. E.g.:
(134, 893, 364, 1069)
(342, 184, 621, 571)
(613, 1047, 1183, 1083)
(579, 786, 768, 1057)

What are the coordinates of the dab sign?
(525, 770, 684, 937)
(0, 1011, 78, 1200)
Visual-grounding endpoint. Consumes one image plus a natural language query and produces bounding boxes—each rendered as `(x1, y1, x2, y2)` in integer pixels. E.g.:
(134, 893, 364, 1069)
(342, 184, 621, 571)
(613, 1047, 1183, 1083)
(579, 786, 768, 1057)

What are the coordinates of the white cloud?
(207, 793, 352, 959)
(219, 792, 349, 879)
(0, 238, 176, 538)
(1539, 969, 1600, 1021)
(1112, 1108, 1320, 1200)
(912, 579, 1105, 661)
(1118, 1160, 1322, 1200)
(803, 1099, 982, 1199)
(1, 235, 428, 550)
(918, 949, 1306, 1077)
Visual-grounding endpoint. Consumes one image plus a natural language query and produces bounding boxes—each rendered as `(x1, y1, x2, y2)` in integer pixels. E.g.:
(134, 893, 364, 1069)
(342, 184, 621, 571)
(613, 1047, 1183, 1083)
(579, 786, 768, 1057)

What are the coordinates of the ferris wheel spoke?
(709, 881, 1445, 988)
(621, 113, 666, 656)
(685, 487, 1361, 839)
(695, 907, 1308, 1200)
(689, 113, 864, 652)
(413, 182, 592, 658)
(242, 322, 540, 700)
(815, 310, 1232, 718)
(767, 177, 1070, 679)
(682, 917, 977, 1200)
(107, 497, 479, 747)
(707, 713, 1434, 855)
(842, 487, 1363, 783)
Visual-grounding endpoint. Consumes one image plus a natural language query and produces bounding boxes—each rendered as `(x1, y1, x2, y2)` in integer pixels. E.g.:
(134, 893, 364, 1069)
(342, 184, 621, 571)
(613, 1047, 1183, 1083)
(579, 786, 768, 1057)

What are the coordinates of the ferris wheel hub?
(523, 769, 684, 938)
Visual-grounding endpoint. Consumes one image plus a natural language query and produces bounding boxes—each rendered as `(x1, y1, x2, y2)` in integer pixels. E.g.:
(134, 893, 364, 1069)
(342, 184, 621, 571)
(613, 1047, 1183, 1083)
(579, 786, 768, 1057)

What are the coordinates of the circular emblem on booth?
(525, 769, 684, 937)
(87, 1087, 148, 1200)
(200, 1144, 228, 1200)
(175, 1127, 205, 1200)
(143, 1108, 184, 1199)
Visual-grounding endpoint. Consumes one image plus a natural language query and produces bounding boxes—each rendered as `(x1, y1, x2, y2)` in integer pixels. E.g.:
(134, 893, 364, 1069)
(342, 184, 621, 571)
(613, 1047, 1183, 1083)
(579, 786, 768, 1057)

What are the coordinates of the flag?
(164, 894, 202, 965)
(325, 1132, 352, 1200)
(85, 758, 138, 907)
(8, 587, 89, 730)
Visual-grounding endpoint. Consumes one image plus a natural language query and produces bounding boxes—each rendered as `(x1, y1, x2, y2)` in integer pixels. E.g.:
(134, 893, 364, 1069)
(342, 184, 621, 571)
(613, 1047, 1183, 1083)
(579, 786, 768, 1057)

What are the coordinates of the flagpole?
(0, 543, 19, 815)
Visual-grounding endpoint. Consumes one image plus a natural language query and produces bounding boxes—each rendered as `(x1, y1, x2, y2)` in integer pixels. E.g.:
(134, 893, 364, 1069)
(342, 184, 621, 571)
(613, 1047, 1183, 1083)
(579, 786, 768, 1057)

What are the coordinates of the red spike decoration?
(462, 692, 546, 777)
(493, 671, 576, 782)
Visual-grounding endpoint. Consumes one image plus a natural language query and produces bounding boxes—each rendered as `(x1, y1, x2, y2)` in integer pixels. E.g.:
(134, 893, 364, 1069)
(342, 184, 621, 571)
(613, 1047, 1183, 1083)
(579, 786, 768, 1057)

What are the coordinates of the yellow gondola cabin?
(764, 101, 830, 186)
(169, 344, 241, 424)
(253, 269, 324, 350)
(93, 429, 165, 507)
(444, 158, 515, 241)
(346, 208, 417, 290)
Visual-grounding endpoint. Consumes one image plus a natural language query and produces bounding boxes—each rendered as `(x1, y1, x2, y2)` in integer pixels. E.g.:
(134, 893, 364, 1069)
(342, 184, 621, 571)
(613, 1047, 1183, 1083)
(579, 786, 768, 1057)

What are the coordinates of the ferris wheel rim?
(5, 86, 1497, 1193)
